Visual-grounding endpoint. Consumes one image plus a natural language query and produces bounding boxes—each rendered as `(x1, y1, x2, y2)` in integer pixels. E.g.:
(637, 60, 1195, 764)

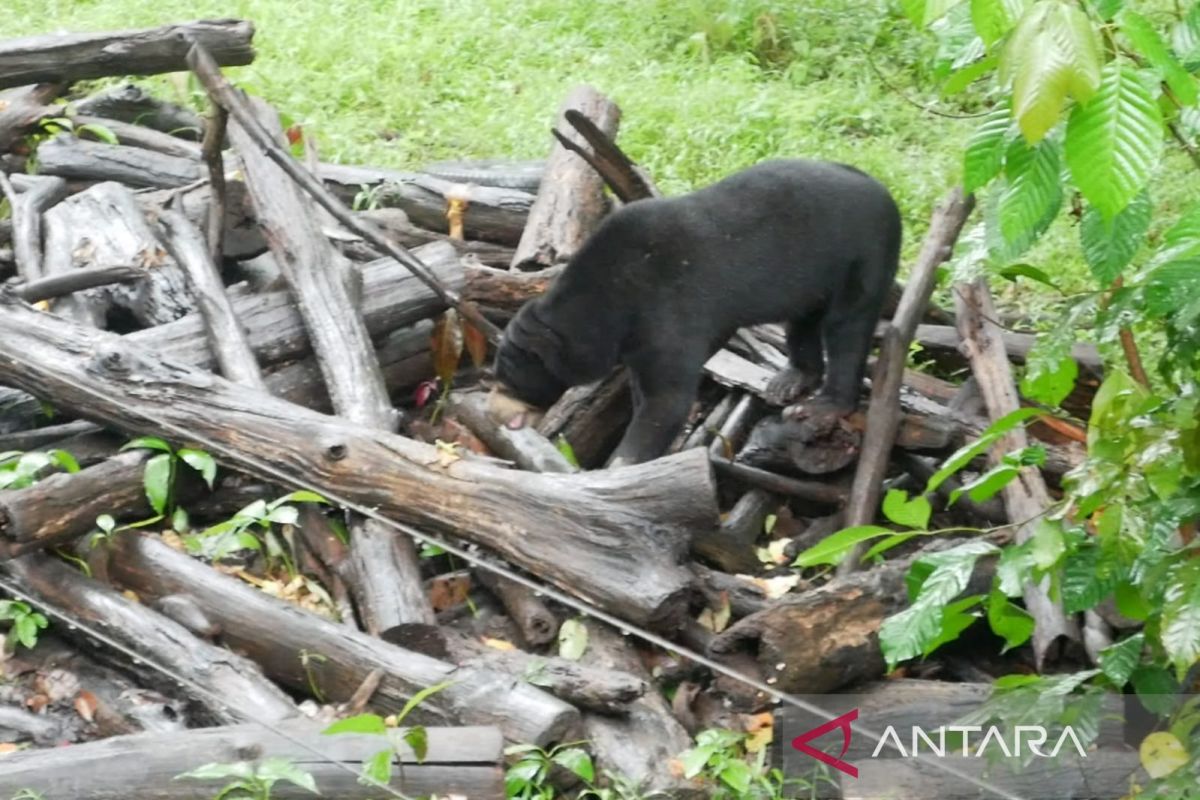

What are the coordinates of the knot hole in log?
(324, 441, 349, 461)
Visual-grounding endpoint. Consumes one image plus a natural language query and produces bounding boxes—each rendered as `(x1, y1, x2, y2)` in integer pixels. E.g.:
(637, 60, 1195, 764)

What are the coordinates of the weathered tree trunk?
(580, 624, 706, 798)
(0, 19, 256, 90)
(0, 242, 460, 433)
(0, 84, 60, 153)
(357, 207, 517, 267)
(839, 188, 974, 573)
(2, 173, 68, 281)
(137, 179, 265, 259)
(73, 83, 206, 140)
(102, 531, 578, 744)
(158, 209, 264, 388)
(955, 277, 1079, 666)
(42, 180, 196, 326)
(0, 296, 716, 628)
(71, 114, 203, 159)
(0, 554, 297, 725)
(36, 134, 202, 189)
(0, 719, 504, 798)
(511, 86, 620, 270)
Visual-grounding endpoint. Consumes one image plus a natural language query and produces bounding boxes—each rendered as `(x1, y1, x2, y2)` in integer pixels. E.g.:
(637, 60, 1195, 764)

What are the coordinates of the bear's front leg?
(608, 357, 701, 466)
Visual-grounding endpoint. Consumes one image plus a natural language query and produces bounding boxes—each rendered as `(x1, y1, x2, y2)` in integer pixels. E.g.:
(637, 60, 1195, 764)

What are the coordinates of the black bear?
(493, 158, 902, 465)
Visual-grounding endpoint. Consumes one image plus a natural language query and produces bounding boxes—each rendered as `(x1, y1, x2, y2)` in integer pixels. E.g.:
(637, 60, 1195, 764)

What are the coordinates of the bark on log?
(450, 390, 578, 474)
(0, 19, 256, 90)
(73, 83, 205, 140)
(463, 261, 561, 312)
(440, 629, 645, 713)
(0, 296, 717, 628)
(103, 531, 578, 744)
(71, 113, 204, 159)
(420, 157, 545, 192)
(0, 243, 459, 433)
(535, 372, 633, 469)
(0, 719, 504, 798)
(0, 84, 60, 153)
(840, 188, 974, 573)
(137, 179, 265, 260)
(692, 489, 778, 573)
(1, 173, 68, 282)
(357, 207, 516, 267)
(954, 277, 1079, 666)
(0, 553, 297, 725)
(512, 86, 620, 270)
(36, 134, 202, 189)
(43, 180, 196, 326)
(158, 209, 264, 388)
(321, 164, 535, 245)
(908, 322, 1103, 375)
(710, 551, 914, 693)
(580, 624, 706, 798)
(17, 264, 144, 303)
(474, 569, 561, 648)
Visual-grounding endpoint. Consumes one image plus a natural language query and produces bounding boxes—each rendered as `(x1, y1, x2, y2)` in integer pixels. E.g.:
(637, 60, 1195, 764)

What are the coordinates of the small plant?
(322, 681, 453, 787)
(0, 448, 79, 490)
(121, 437, 217, 522)
(0, 600, 49, 652)
(505, 741, 596, 799)
(175, 757, 316, 800)
(10, 789, 47, 800)
(680, 728, 831, 799)
(184, 491, 327, 568)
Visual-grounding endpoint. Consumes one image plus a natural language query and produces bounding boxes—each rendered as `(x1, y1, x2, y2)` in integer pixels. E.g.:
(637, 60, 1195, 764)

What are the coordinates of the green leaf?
(323, 713, 389, 736)
(172, 507, 189, 533)
(987, 589, 1035, 651)
(122, 436, 172, 454)
(862, 532, 923, 561)
(554, 435, 580, 468)
(1065, 62, 1163, 220)
(1001, 0, 1103, 143)
(75, 122, 120, 145)
(925, 407, 1042, 493)
(882, 489, 932, 530)
(268, 505, 300, 525)
(178, 448, 217, 489)
(902, 0, 961, 27)
(718, 758, 753, 793)
(1131, 665, 1180, 715)
(1092, 0, 1124, 21)
(402, 726, 429, 763)
(879, 541, 999, 667)
(256, 758, 318, 793)
(177, 762, 255, 781)
(16, 615, 39, 649)
(48, 449, 80, 473)
(1115, 581, 1152, 621)
(557, 618, 589, 660)
(393, 680, 453, 725)
(143, 452, 172, 515)
(361, 749, 393, 786)
(96, 514, 116, 534)
(1142, 258, 1200, 318)
(950, 463, 1020, 504)
(1120, 10, 1198, 106)
(551, 747, 595, 782)
(997, 262, 1060, 289)
(792, 525, 896, 568)
(1162, 560, 1200, 680)
(1099, 632, 1144, 687)
(1152, 202, 1200, 267)
(924, 594, 985, 655)
(1080, 190, 1152, 285)
(997, 134, 1063, 256)
(1173, 2, 1200, 71)
(275, 490, 328, 505)
(971, 0, 1031, 47)
(680, 745, 716, 778)
(1021, 333, 1079, 407)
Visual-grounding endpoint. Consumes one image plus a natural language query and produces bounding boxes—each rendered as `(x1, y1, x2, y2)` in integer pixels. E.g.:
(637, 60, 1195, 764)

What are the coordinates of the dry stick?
(560, 108, 661, 200)
(158, 209, 266, 389)
(199, 104, 229, 265)
(840, 187, 975, 574)
(954, 277, 1079, 667)
(184, 40, 502, 345)
(17, 265, 144, 303)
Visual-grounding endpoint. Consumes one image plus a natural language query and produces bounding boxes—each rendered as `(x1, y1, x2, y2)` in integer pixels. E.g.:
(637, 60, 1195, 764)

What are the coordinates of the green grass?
(10, 0, 1195, 321)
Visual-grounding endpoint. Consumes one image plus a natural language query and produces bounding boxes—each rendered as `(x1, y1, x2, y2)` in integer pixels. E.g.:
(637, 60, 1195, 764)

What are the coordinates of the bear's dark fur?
(494, 158, 902, 464)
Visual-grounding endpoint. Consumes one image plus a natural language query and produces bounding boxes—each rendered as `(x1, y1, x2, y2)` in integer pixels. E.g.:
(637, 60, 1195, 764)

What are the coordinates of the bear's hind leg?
(764, 314, 825, 407)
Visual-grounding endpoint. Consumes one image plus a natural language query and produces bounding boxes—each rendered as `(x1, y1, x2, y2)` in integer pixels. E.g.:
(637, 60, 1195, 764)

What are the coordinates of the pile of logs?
(0, 17, 1118, 799)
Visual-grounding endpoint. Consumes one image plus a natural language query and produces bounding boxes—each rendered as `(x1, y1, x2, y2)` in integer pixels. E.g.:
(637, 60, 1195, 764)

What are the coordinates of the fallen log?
(421, 157, 545, 192)
(0, 719, 504, 798)
(102, 531, 578, 744)
(71, 113, 204, 159)
(462, 261, 561, 312)
(137, 179, 265, 260)
(580, 624, 705, 798)
(0, 241, 460, 433)
(356, 207, 516, 268)
(434, 629, 645, 713)
(474, 569, 561, 647)
(909, 322, 1103, 375)
(535, 372, 632, 469)
(16, 264, 144, 304)
(0, 173, 68, 282)
(0, 84, 60, 153)
(512, 85, 619, 270)
(692, 488, 778, 573)
(0, 19, 255, 90)
(0, 553, 297, 725)
(955, 277, 1079, 666)
(36, 134, 203, 189)
(73, 83, 206, 140)
(450, 390, 577, 474)
(0, 296, 716, 628)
